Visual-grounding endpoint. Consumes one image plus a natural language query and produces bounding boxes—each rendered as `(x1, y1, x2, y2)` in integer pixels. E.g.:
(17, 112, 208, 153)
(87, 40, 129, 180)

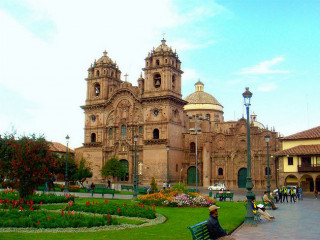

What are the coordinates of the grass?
(0, 199, 245, 240)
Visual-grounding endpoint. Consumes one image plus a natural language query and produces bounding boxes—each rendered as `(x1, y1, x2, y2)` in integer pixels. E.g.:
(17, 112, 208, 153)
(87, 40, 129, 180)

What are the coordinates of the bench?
(91, 185, 115, 198)
(121, 185, 134, 191)
(187, 189, 200, 193)
(136, 187, 148, 194)
(187, 221, 210, 240)
(214, 192, 233, 201)
(224, 193, 233, 201)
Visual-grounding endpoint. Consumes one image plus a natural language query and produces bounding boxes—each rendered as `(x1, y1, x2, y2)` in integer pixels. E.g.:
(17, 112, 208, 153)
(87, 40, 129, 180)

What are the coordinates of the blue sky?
(0, 0, 319, 148)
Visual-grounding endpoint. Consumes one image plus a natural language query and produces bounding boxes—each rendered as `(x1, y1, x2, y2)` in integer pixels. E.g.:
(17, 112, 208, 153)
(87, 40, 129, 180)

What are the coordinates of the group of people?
(275, 186, 302, 203)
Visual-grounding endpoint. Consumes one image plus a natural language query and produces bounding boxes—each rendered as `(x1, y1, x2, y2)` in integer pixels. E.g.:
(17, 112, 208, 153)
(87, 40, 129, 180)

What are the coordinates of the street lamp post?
(166, 145, 170, 188)
(265, 133, 271, 198)
(189, 115, 203, 192)
(133, 135, 138, 198)
(242, 87, 255, 225)
(65, 135, 70, 193)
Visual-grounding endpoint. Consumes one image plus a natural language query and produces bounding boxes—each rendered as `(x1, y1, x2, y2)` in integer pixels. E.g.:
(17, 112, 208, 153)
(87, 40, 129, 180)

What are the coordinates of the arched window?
(121, 125, 126, 137)
(206, 114, 210, 120)
(172, 75, 175, 89)
(139, 126, 143, 134)
(96, 70, 100, 76)
(91, 115, 96, 122)
(265, 167, 271, 175)
(94, 83, 100, 96)
(156, 59, 160, 66)
(91, 133, 96, 142)
(218, 168, 223, 176)
(109, 127, 113, 136)
(153, 129, 159, 139)
(154, 74, 161, 88)
(190, 142, 195, 153)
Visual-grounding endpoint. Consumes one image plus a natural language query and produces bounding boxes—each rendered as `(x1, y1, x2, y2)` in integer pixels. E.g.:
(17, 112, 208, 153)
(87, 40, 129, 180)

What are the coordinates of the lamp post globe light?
(189, 114, 202, 192)
(242, 87, 255, 225)
(166, 145, 170, 188)
(65, 135, 70, 192)
(133, 135, 138, 198)
(265, 133, 271, 198)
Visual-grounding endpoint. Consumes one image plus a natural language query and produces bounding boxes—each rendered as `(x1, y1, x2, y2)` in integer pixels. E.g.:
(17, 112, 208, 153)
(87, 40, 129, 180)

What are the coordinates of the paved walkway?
(232, 198, 320, 240)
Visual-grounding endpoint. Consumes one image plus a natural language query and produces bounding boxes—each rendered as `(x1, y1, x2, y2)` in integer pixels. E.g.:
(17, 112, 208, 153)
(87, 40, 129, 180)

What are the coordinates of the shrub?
(138, 189, 216, 207)
(0, 190, 75, 204)
(65, 200, 156, 219)
(150, 177, 158, 193)
(0, 209, 118, 228)
(172, 183, 188, 192)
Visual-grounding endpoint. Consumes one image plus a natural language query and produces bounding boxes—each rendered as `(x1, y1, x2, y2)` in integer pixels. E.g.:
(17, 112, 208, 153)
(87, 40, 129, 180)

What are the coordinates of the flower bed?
(0, 190, 75, 204)
(138, 189, 216, 207)
(64, 200, 156, 219)
(0, 209, 117, 228)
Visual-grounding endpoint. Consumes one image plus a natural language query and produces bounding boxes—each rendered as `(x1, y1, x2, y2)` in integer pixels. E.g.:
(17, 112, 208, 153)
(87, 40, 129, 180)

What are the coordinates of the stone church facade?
(75, 39, 280, 189)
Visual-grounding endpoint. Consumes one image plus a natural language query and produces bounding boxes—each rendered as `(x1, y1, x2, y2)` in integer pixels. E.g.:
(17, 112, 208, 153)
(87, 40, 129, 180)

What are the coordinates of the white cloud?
(0, 0, 224, 148)
(257, 82, 278, 92)
(182, 68, 200, 84)
(239, 57, 290, 75)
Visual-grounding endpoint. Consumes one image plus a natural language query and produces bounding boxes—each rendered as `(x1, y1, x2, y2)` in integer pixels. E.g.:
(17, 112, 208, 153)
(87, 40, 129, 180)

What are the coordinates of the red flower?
(123, 203, 126, 206)
(36, 221, 40, 226)
(30, 207, 34, 211)
(47, 216, 51, 221)
(136, 211, 139, 214)
(85, 201, 90, 206)
(19, 206, 23, 211)
(117, 208, 120, 213)
(104, 200, 108, 204)
(152, 205, 155, 211)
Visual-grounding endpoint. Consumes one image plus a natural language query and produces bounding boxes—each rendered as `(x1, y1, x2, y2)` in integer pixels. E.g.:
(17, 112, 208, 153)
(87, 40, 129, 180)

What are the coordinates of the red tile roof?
(274, 144, 320, 156)
(281, 126, 320, 140)
(49, 142, 74, 154)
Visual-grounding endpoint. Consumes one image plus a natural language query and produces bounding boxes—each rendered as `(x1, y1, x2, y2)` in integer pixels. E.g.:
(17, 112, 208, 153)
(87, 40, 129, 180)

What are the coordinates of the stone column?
(203, 142, 211, 187)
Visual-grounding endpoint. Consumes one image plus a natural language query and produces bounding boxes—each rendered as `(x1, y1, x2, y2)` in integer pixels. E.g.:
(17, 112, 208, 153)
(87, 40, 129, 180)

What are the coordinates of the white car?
(208, 183, 226, 191)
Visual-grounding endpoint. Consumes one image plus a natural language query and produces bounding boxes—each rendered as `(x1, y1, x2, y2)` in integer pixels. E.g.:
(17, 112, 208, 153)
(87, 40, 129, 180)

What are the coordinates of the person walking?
(289, 188, 296, 203)
(299, 187, 303, 200)
(314, 189, 318, 199)
(283, 186, 288, 203)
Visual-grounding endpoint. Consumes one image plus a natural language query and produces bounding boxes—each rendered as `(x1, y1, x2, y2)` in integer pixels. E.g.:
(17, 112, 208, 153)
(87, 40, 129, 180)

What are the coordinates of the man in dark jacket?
(207, 205, 228, 239)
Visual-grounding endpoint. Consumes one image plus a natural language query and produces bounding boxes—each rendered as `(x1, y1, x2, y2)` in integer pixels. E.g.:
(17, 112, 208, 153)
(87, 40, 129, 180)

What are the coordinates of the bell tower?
(142, 39, 183, 99)
(140, 39, 187, 185)
(85, 51, 122, 106)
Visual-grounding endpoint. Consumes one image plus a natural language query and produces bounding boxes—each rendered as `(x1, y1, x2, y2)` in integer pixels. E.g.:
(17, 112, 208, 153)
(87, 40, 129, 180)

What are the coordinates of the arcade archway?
(300, 174, 314, 192)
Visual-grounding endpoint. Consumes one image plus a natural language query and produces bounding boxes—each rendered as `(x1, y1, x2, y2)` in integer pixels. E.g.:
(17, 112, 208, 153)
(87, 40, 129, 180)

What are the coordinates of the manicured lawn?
(0, 199, 245, 240)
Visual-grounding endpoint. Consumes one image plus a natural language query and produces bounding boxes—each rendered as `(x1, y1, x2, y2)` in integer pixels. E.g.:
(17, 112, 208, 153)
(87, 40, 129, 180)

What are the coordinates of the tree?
(54, 153, 78, 183)
(0, 134, 57, 199)
(101, 157, 126, 180)
(73, 158, 92, 187)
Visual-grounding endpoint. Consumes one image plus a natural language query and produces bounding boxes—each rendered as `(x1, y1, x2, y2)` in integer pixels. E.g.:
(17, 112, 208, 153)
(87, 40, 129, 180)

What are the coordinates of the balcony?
(298, 164, 320, 172)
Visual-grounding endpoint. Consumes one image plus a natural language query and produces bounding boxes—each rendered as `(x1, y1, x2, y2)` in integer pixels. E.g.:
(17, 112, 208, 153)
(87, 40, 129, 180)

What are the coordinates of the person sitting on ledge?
(207, 205, 234, 240)
(263, 191, 278, 210)
(251, 199, 275, 221)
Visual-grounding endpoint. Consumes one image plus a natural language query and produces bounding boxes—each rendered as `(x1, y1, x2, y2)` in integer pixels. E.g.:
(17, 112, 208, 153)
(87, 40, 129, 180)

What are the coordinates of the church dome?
(184, 81, 223, 111)
(96, 51, 115, 65)
(154, 39, 173, 53)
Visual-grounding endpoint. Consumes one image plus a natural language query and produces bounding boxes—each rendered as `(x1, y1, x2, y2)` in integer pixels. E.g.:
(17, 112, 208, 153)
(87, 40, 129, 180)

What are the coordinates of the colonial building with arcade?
(75, 39, 280, 189)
